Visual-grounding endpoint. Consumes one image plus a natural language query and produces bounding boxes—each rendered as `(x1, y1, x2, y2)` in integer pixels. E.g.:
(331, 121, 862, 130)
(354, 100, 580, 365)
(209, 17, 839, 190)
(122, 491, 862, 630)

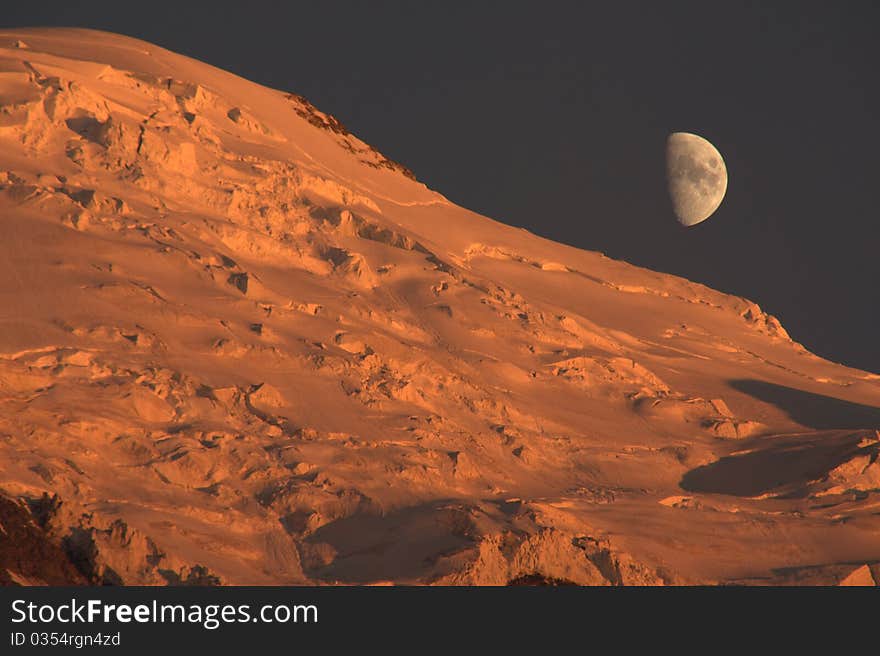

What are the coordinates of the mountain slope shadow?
(680, 431, 867, 496)
(299, 502, 476, 583)
(729, 379, 880, 430)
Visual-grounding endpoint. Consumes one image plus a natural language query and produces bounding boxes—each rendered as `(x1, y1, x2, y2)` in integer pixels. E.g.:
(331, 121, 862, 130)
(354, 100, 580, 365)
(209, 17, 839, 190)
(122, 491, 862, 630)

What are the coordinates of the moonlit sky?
(4, 1, 879, 373)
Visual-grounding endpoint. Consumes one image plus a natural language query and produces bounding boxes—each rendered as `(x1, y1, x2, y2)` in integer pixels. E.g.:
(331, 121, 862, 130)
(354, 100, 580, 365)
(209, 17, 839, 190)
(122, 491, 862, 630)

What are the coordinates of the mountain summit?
(0, 28, 878, 585)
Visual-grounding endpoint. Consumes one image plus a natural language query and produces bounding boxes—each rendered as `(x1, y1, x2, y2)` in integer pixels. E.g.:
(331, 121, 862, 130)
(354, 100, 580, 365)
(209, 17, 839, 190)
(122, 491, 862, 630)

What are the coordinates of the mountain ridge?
(0, 28, 878, 586)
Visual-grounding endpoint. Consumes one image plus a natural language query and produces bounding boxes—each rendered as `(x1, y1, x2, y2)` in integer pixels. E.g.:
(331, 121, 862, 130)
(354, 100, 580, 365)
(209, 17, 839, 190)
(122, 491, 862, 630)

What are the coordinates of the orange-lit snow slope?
(0, 28, 878, 585)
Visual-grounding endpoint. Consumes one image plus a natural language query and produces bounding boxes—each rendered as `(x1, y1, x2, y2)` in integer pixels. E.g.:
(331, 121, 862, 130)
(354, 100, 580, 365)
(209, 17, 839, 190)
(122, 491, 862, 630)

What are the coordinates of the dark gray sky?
(4, 1, 878, 373)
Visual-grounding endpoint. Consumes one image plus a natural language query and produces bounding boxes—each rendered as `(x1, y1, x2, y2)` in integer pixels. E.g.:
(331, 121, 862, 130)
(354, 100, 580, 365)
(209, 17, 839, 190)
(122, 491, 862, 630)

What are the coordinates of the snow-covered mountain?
(0, 28, 878, 585)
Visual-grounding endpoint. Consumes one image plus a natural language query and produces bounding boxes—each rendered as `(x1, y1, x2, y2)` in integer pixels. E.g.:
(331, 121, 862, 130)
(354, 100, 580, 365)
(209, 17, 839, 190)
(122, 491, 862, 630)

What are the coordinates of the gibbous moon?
(666, 132, 727, 227)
